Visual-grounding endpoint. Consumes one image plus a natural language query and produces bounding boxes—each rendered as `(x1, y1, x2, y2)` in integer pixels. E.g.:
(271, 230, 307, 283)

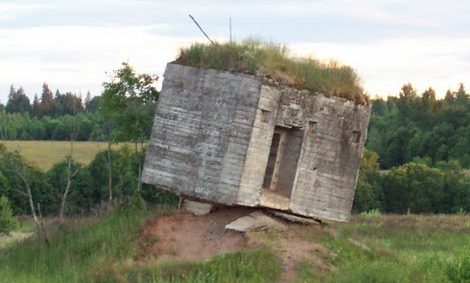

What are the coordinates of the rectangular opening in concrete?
(262, 132, 281, 190)
(262, 126, 304, 201)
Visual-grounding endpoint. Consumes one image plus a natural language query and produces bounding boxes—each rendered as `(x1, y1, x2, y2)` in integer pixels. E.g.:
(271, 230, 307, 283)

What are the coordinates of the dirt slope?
(139, 206, 333, 282)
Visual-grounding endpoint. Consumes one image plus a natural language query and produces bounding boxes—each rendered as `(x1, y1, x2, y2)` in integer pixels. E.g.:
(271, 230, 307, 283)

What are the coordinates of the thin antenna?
(189, 14, 215, 45)
(229, 17, 232, 42)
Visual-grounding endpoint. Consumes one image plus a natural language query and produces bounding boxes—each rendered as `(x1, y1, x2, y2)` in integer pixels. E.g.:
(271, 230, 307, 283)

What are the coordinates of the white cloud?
(1, 0, 470, 102)
(0, 3, 44, 21)
(0, 25, 202, 102)
(290, 37, 470, 97)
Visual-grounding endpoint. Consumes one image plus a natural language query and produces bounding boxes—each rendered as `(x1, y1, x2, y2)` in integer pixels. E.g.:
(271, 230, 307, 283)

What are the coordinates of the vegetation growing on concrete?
(174, 41, 369, 105)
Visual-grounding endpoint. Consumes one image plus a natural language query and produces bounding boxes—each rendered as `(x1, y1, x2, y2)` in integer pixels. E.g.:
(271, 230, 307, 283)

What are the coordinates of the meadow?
(1, 140, 130, 171)
(1, 208, 469, 283)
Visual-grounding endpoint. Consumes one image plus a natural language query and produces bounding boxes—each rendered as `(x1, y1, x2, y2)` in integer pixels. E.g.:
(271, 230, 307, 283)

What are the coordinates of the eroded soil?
(139, 206, 333, 282)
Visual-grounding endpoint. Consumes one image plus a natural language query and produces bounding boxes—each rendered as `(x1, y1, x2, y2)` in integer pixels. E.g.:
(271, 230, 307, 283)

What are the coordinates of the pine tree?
(32, 94, 41, 116)
(39, 83, 55, 116)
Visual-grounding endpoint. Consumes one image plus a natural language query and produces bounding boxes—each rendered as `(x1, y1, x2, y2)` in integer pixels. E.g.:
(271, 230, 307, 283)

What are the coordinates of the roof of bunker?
(173, 41, 369, 105)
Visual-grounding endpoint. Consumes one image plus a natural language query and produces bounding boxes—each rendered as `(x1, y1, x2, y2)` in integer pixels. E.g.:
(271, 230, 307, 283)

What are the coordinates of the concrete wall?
(141, 64, 261, 204)
(238, 85, 370, 221)
(288, 93, 370, 222)
(237, 85, 281, 205)
(142, 64, 370, 222)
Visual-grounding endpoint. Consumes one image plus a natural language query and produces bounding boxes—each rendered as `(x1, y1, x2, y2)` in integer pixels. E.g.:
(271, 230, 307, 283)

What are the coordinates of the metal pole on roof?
(188, 14, 215, 45)
(229, 17, 232, 42)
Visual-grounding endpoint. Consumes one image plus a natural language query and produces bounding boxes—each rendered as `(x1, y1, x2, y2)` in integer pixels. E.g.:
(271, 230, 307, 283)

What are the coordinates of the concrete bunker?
(142, 63, 371, 222)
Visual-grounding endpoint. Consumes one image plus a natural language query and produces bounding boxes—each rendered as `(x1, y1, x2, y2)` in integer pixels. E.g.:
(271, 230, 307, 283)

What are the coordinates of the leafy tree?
(382, 162, 445, 213)
(353, 149, 383, 212)
(0, 195, 16, 234)
(100, 62, 159, 201)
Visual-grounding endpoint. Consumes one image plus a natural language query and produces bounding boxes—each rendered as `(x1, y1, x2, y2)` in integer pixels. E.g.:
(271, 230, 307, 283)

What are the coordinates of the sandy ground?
(139, 206, 332, 282)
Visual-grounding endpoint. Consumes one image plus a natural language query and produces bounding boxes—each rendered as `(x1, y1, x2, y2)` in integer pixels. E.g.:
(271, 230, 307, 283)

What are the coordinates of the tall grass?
(0, 207, 149, 283)
(174, 40, 368, 105)
(0, 207, 281, 283)
(90, 248, 280, 283)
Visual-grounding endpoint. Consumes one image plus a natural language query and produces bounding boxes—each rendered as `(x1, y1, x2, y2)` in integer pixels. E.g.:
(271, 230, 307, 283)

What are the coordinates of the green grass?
(91, 248, 280, 283)
(1, 210, 469, 282)
(0, 208, 149, 283)
(0, 208, 281, 283)
(175, 40, 368, 105)
(1, 141, 130, 171)
(297, 214, 470, 283)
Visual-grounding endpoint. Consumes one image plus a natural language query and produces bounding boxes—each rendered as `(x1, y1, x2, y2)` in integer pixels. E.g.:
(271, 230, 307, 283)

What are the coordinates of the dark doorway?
(262, 126, 303, 199)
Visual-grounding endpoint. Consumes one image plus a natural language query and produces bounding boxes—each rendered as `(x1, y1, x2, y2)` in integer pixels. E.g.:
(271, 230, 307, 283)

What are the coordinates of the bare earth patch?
(0, 232, 34, 249)
(140, 207, 254, 262)
(139, 207, 332, 282)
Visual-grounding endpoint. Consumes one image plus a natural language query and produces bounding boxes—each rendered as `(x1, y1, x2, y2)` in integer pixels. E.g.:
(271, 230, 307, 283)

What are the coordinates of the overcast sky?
(1, 0, 470, 103)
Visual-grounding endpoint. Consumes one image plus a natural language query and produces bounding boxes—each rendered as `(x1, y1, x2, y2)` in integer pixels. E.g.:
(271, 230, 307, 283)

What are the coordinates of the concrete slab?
(271, 211, 321, 225)
(182, 199, 214, 216)
(225, 210, 287, 232)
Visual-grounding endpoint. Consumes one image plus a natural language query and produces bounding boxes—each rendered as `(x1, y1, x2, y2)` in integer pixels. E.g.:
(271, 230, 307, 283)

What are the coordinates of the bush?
(0, 195, 17, 234)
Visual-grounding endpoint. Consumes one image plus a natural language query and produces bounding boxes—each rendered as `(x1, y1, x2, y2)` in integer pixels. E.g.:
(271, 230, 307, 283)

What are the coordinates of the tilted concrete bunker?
(142, 63, 371, 222)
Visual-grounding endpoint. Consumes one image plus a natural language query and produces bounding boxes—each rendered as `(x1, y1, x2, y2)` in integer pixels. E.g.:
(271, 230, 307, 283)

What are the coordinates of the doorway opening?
(262, 126, 303, 201)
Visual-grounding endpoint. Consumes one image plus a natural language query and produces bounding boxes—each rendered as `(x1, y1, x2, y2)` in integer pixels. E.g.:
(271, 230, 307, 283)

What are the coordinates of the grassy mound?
(174, 41, 369, 105)
(0, 207, 280, 283)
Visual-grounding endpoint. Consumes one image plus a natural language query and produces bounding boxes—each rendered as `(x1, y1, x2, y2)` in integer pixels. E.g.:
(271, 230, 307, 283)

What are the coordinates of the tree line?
(367, 83, 470, 169)
(0, 143, 178, 217)
(0, 84, 155, 141)
(353, 149, 470, 214)
(1, 65, 469, 224)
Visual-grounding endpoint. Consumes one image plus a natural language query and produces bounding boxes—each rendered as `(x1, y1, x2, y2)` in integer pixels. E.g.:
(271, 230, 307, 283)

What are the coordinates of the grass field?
(1, 209, 469, 283)
(1, 140, 130, 171)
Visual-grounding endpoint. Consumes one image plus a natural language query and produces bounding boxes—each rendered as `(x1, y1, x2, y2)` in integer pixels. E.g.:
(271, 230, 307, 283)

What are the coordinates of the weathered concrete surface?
(142, 64, 370, 222)
(182, 199, 214, 216)
(271, 211, 321, 225)
(142, 64, 262, 204)
(225, 211, 287, 232)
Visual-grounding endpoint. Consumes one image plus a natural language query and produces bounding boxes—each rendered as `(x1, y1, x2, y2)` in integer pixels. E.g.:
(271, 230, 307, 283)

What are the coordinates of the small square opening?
(308, 121, 318, 133)
(352, 130, 361, 143)
(260, 109, 271, 123)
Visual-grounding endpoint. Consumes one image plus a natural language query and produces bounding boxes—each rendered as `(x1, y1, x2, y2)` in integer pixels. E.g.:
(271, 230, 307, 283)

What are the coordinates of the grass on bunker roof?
(174, 40, 369, 105)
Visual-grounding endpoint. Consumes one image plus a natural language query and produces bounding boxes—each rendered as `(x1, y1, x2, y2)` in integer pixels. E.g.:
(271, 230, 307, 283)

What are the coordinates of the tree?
(58, 100, 80, 222)
(382, 162, 445, 213)
(32, 95, 41, 117)
(39, 83, 55, 116)
(6, 86, 31, 114)
(0, 150, 44, 237)
(353, 149, 383, 212)
(0, 195, 16, 234)
(100, 62, 159, 201)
